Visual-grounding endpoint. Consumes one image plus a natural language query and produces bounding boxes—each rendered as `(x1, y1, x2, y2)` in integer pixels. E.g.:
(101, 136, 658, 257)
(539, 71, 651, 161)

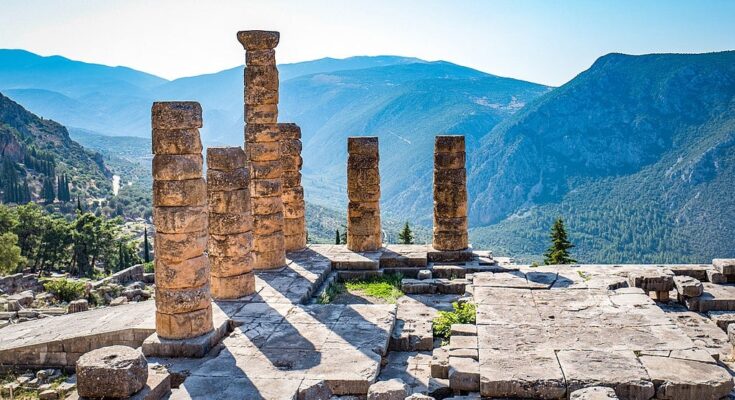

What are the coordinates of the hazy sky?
(1, 0, 733, 86)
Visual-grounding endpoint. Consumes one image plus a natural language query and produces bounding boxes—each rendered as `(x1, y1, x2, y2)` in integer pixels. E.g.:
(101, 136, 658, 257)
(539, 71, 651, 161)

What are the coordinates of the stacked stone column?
(347, 137, 382, 251)
(433, 135, 469, 251)
(280, 123, 307, 251)
(151, 102, 213, 340)
(238, 30, 285, 269)
(206, 147, 255, 299)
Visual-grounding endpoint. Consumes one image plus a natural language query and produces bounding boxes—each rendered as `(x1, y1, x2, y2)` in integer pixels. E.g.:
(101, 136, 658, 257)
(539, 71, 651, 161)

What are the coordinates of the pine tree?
(543, 217, 577, 265)
(118, 242, 125, 271)
(76, 196, 83, 212)
(143, 228, 150, 263)
(397, 222, 414, 244)
(335, 229, 341, 245)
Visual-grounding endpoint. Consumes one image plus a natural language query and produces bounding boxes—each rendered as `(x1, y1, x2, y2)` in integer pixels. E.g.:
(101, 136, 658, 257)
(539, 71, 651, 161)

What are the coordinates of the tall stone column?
(280, 123, 307, 251)
(151, 102, 213, 340)
(206, 147, 255, 299)
(347, 137, 382, 252)
(433, 135, 468, 251)
(238, 30, 286, 269)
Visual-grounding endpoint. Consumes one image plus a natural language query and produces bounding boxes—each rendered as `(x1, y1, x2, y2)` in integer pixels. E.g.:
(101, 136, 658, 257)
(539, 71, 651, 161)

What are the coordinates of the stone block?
(434, 151, 466, 170)
(348, 153, 380, 171)
(208, 189, 250, 214)
(206, 147, 246, 171)
(282, 170, 302, 189)
(237, 30, 280, 51)
(245, 104, 278, 124)
(282, 186, 304, 203)
(155, 254, 210, 290)
(250, 160, 283, 179)
(627, 269, 674, 292)
(76, 346, 147, 398)
(155, 305, 213, 340)
(401, 279, 436, 294)
(252, 211, 284, 235)
(706, 269, 726, 283)
(151, 102, 202, 130)
(707, 311, 735, 331)
(67, 299, 89, 314)
(434, 168, 466, 186)
(348, 136, 379, 155)
(152, 178, 206, 207)
(245, 66, 279, 104)
(253, 249, 286, 270)
(152, 154, 203, 180)
(479, 349, 566, 399)
(208, 232, 254, 258)
(207, 168, 248, 191)
(155, 284, 210, 314)
(449, 334, 477, 350)
(251, 178, 283, 197)
(284, 217, 305, 236)
(556, 350, 654, 400)
(639, 355, 733, 400)
(211, 273, 255, 300)
(284, 201, 305, 218)
(246, 49, 275, 66)
(152, 128, 202, 155)
(435, 135, 465, 153)
(431, 347, 449, 379)
(245, 123, 280, 143)
(432, 231, 468, 252)
(669, 265, 711, 281)
(280, 140, 302, 158)
(674, 275, 703, 298)
(153, 206, 207, 234)
(209, 254, 254, 278)
(451, 324, 477, 337)
(570, 386, 619, 399)
(252, 231, 285, 252)
(448, 356, 479, 392)
(154, 229, 207, 263)
(418, 269, 432, 280)
(713, 259, 735, 275)
(209, 212, 252, 235)
(285, 232, 307, 252)
(347, 233, 382, 252)
(248, 141, 281, 161)
(367, 378, 409, 400)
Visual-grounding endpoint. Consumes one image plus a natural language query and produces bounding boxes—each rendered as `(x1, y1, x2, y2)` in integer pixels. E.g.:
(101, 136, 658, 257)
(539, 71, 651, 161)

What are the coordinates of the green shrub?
(43, 278, 86, 303)
(143, 261, 154, 273)
(316, 282, 344, 304)
(432, 302, 476, 339)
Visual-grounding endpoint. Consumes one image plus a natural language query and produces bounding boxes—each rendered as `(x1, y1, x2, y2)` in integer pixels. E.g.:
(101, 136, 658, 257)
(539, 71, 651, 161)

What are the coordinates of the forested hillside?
(469, 52, 735, 262)
(0, 92, 111, 206)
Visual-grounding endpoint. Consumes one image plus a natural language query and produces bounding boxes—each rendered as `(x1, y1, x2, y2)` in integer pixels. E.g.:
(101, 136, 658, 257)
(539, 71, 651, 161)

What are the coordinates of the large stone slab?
(556, 350, 654, 400)
(639, 355, 733, 400)
(479, 349, 566, 399)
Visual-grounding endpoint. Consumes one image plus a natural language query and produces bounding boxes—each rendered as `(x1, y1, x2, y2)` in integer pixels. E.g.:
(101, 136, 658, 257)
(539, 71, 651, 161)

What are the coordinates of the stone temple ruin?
(3, 30, 735, 400)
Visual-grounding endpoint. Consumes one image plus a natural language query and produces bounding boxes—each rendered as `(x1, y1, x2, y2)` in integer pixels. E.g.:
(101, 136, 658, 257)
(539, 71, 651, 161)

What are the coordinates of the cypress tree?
(543, 218, 577, 265)
(335, 229, 340, 245)
(397, 222, 414, 244)
(143, 228, 150, 263)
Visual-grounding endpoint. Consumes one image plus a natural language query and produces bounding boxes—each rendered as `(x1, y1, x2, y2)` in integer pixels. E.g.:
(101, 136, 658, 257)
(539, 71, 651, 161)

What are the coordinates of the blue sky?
(0, 0, 733, 85)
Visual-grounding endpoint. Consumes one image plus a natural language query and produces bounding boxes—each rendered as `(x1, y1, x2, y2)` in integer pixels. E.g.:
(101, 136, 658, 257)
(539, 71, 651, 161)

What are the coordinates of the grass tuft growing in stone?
(343, 273, 404, 303)
(433, 301, 476, 340)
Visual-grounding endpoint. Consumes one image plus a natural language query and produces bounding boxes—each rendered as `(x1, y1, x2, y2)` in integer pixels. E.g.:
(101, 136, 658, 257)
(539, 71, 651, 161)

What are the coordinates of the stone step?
(337, 270, 383, 281)
(401, 278, 468, 295)
(685, 283, 735, 312)
(389, 319, 433, 351)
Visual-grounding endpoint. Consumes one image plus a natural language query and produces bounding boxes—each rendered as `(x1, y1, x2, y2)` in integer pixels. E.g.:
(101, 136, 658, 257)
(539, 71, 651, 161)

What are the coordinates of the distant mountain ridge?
(468, 51, 735, 262)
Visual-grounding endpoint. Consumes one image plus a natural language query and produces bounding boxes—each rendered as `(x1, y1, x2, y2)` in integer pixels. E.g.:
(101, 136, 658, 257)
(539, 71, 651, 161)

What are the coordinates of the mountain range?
(1, 48, 733, 263)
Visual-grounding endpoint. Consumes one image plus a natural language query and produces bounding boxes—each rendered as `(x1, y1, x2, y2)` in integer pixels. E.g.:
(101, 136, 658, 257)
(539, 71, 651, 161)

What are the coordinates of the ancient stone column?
(206, 147, 255, 299)
(151, 102, 213, 340)
(347, 137, 382, 252)
(238, 30, 286, 270)
(433, 135, 468, 251)
(280, 123, 307, 251)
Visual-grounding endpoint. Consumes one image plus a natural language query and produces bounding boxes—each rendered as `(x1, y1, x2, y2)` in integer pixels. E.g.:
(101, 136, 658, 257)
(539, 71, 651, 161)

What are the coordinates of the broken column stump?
(206, 147, 255, 299)
(151, 102, 213, 340)
(279, 123, 307, 251)
(431, 135, 471, 261)
(347, 136, 382, 252)
(238, 30, 286, 270)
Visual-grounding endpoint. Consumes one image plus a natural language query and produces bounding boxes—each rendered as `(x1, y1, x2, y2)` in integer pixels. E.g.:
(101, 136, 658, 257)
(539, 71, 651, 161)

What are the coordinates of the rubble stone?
(713, 259, 735, 275)
(67, 299, 88, 314)
(674, 275, 703, 298)
(367, 378, 409, 400)
(639, 355, 733, 400)
(570, 386, 619, 399)
(76, 345, 148, 398)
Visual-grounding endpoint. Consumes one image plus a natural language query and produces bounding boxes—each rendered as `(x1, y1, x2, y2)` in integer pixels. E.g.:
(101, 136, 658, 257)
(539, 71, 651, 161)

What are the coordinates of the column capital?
(237, 30, 280, 50)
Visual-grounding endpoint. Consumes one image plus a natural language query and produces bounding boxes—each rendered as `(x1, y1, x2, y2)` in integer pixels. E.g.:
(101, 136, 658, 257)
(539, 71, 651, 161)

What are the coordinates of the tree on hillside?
(544, 218, 577, 265)
(0, 232, 24, 274)
(398, 222, 414, 244)
(335, 229, 341, 245)
(42, 177, 55, 203)
(143, 228, 150, 263)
